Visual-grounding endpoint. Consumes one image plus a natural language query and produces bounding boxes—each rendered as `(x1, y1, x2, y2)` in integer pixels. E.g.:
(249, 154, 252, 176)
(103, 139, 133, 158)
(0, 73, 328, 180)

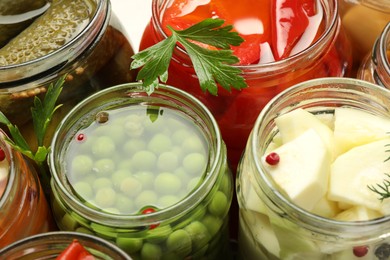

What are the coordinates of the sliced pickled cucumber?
(0, 0, 49, 47)
(0, 0, 97, 66)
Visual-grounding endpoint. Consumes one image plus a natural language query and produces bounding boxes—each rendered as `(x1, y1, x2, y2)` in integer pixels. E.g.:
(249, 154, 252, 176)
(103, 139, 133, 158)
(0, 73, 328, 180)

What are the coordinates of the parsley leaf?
(0, 75, 65, 164)
(131, 18, 247, 95)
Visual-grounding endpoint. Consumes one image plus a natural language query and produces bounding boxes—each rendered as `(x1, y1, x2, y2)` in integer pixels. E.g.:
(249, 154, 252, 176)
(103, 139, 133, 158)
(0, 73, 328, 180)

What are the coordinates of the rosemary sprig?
(131, 18, 247, 95)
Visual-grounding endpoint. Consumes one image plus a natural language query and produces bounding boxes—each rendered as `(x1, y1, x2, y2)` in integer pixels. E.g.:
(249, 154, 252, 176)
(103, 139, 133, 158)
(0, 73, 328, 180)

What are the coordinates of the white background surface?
(110, 0, 153, 52)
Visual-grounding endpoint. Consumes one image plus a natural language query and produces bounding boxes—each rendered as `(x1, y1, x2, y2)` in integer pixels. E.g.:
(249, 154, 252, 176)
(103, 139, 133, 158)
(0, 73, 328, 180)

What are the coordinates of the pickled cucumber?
(0, 0, 97, 66)
(0, 0, 49, 47)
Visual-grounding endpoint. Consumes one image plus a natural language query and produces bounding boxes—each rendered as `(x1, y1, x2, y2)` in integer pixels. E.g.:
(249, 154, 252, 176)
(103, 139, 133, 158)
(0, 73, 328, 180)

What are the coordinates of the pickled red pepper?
(162, 0, 323, 65)
(56, 239, 95, 260)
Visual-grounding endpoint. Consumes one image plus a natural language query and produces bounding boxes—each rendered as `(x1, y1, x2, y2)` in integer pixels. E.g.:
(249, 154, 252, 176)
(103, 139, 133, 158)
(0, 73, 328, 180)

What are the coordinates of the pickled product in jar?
(51, 103, 233, 258)
(0, 131, 54, 248)
(0, 0, 96, 65)
(239, 106, 390, 259)
(65, 106, 209, 214)
(0, 0, 49, 47)
(162, 0, 324, 65)
(140, 0, 352, 170)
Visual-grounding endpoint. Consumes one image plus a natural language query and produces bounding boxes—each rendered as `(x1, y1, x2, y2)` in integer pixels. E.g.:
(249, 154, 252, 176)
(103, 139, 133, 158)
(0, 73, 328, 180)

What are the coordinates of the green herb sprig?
(131, 18, 247, 95)
(0, 75, 65, 187)
(368, 173, 390, 201)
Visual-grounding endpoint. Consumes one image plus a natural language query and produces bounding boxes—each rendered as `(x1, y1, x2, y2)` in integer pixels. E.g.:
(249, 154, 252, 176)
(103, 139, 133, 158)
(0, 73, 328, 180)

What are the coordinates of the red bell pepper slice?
(56, 239, 95, 260)
(271, 0, 312, 60)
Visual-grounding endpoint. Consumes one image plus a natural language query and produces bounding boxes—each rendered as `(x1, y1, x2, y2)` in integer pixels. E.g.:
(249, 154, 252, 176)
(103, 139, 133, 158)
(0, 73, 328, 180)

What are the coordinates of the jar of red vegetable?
(0, 231, 132, 259)
(339, 0, 390, 67)
(358, 22, 390, 89)
(0, 0, 135, 148)
(139, 0, 353, 171)
(48, 82, 234, 259)
(0, 130, 54, 248)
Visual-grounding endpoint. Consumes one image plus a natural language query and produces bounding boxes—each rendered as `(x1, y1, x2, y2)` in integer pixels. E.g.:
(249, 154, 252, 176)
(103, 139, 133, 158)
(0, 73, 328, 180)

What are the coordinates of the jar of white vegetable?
(237, 77, 390, 259)
(48, 82, 234, 259)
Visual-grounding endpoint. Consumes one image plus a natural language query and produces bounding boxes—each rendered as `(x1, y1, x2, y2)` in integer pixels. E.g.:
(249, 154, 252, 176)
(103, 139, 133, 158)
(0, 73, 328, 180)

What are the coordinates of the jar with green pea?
(48, 82, 234, 259)
(0, 0, 135, 148)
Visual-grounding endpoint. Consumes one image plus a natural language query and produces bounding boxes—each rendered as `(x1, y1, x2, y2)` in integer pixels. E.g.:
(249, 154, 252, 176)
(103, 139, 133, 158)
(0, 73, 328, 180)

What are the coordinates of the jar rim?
(251, 77, 390, 234)
(0, 231, 132, 259)
(378, 22, 390, 79)
(151, 0, 339, 74)
(49, 82, 223, 227)
(0, 0, 109, 85)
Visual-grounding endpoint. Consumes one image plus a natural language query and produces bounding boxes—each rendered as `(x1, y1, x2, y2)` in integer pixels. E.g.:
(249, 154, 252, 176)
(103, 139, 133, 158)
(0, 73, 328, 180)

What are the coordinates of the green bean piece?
(166, 229, 192, 257)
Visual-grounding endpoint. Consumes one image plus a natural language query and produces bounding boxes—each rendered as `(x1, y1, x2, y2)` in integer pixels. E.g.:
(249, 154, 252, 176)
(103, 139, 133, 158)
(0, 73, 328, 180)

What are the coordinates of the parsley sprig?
(0, 75, 64, 188)
(131, 18, 247, 95)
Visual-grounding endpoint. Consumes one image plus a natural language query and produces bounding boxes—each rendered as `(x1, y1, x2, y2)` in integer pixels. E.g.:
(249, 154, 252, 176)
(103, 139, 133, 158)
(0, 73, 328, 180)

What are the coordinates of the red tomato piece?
(271, 0, 310, 60)
(231, 34, 262, 65)
(56, 239, 95, 260)
(301, 0, 317, 17)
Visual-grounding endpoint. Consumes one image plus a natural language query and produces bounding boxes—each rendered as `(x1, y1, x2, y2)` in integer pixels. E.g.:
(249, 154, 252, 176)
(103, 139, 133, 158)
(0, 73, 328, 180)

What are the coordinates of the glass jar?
(236, 77, 390, 259)
(0, 0, 136, 147)
(48, 82, 234, 259)
(139, 0, 353, 171)
(0, 231, 132, 259)
(0, 130, 54, 248)
(358, 22, 390, 89)
(339, 0, 390, 66)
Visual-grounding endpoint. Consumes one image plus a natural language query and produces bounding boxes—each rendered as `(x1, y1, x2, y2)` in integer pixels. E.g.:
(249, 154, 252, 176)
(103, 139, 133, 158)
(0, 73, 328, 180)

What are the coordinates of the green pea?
(158, 195, 179, 208)
(94, 124, 126, 145)
(187, 177, 202, 192)
(132, 150, 157, 171)
(208, 191, 228, 217)
(95, 187, 116, 208)
(182, 152, 207, 176)
(93, 158, 116, 176)
(124, 115, 144, 137)
(115, 194, 135, 214)
(141, 243, 162, 260)
(73, 181, 93, 200)
(182, 136, 205, 153)
(154, 172, 182, 195)
(70, 155, 93, 176)
(201, 215, 223, 237)
(117, 160, 133, 171)
(91, 136, 116, 158)
(135, 171, 154, 189)
(120, 176, 142, 197)
(116, 237, 143, 254)
(166, 229, 192, 257)
(135, 190, 158, 210)
(147, 133, 172, 154)
(112, 169, 132, 188)
(172, 129, 191, 145)
(184, 221, 211, 251)
(157, 151, 179, 172)
(92, 177, 113, 191)
(123, 139, 146, 155)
